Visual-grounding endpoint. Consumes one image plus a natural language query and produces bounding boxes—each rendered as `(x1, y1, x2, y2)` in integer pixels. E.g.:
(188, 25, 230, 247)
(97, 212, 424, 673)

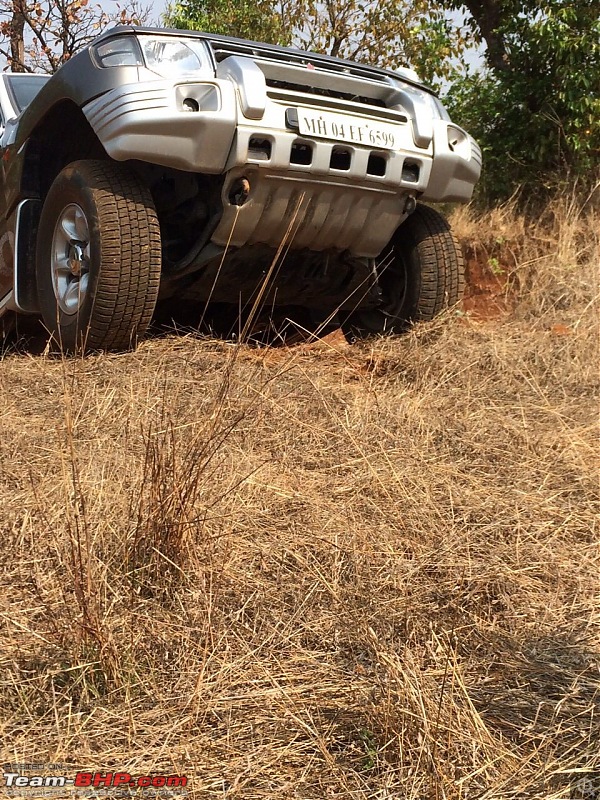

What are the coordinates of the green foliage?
(164, 0, 290, 45)
(164, 0, 466, 88)
(297, 0, 466, 88)
(445, 0, 600, 203)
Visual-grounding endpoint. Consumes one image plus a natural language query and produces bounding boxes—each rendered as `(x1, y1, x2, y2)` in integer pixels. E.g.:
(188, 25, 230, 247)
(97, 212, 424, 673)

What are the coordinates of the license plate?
(298, 108, 400, 150)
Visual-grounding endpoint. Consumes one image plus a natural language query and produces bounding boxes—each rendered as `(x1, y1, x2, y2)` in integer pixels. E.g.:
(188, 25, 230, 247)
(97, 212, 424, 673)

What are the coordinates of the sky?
(139, 0, 169, 25)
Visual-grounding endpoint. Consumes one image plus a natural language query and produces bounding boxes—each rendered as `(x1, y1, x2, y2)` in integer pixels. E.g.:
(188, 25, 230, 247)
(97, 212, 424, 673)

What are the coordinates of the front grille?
(209, 38, 409, 117)
(266, 78, 386, 108)
(209, 41, 391, 85)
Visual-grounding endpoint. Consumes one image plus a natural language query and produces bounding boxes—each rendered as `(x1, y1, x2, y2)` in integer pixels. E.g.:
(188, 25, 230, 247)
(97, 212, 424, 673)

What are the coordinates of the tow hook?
(404, 195, 417, 215)
(228, 177, 251, 206)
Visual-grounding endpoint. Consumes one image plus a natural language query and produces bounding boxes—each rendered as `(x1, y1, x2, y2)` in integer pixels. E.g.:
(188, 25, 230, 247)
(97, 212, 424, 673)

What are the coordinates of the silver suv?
(0, 27, 481, 350)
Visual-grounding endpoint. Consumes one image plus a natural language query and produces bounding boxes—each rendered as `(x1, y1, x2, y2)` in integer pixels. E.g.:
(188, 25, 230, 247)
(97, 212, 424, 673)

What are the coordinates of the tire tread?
(37, 159, 161, 352)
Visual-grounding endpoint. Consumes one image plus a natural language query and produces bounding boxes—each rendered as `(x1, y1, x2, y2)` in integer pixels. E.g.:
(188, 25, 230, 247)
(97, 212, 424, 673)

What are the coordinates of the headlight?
(137, 36, 212, 78)
(93, 36, 143, 68)
(92, 35, 213, 78)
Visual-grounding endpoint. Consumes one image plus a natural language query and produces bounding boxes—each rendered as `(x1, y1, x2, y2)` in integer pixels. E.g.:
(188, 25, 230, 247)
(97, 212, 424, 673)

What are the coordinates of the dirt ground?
(0, 193, 598, 799)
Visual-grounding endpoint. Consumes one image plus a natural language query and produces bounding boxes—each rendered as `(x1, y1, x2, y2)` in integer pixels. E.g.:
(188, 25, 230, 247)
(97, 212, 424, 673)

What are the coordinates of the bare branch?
(0, 0, 152, 72)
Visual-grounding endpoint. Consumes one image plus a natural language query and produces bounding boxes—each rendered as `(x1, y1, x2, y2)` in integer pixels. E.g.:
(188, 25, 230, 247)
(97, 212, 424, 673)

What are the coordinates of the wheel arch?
(20, 99, 108, 200)
(15, 100, 109, 312)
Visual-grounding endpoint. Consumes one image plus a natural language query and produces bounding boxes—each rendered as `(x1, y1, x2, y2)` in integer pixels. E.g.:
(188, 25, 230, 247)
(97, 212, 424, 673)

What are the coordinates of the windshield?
(5, 75, 50, 113)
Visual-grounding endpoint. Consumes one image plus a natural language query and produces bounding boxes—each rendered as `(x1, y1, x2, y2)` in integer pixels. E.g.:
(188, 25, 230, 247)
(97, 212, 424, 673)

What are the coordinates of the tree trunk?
(9, 0, 26, 72)
(462, 0, 510, 72)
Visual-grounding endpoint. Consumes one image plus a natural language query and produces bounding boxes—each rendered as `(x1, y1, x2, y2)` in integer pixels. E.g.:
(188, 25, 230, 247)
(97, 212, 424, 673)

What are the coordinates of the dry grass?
(0, 189, 598, 799)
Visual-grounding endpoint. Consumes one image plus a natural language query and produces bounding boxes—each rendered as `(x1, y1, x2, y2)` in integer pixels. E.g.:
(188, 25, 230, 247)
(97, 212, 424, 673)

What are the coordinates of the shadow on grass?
(472, 623, 600, 797)
(1, 302, 342, 357)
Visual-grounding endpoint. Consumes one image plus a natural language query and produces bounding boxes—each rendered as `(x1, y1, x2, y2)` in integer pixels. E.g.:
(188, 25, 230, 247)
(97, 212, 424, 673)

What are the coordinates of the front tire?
(342, 204, 464, 341)
(36, 160, 161, 352)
